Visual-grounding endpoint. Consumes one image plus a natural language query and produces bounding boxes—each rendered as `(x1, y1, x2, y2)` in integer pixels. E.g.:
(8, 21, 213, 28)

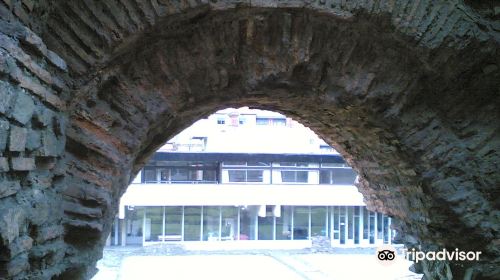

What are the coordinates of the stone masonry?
(0, 1, 499, 279)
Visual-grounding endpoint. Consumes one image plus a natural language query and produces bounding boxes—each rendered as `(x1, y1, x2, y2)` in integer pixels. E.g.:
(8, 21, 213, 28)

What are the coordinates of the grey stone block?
(11, 157, 35, 171)
(34, 107, 54, 127)
(0, 179, 20, 198)
(9, 125, 27, 152)
(0, 120, 9, 151)
(0, 80, 17, 115)
(0, 157, 9, 171)
(41, 130, 63, 156)
(26, 129, 41, 151)
(11, 91, 35, 125)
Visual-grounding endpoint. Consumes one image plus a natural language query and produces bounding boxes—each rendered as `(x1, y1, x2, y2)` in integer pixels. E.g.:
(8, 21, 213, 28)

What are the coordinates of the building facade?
(111, 108, 394, 248)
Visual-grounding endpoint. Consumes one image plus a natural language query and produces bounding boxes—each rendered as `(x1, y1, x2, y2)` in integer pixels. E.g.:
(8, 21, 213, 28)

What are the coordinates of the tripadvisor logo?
(375, 245, 482, 266)
(404, 248, 482, 263)
(376, 245, 398, 266)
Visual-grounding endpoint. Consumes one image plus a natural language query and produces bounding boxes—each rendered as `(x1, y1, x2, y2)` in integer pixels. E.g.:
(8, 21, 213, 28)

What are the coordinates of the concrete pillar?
(114, 218, 119, 246)
(120, 219, 126, 246)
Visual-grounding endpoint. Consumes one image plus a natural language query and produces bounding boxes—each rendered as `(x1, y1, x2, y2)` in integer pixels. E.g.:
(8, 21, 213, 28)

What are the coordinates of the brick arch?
(0, 1, 498, 279)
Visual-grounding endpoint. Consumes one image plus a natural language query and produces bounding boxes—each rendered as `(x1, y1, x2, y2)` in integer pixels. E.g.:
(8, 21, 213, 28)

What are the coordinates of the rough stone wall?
(0, 1, 498, 279)
(0, 3, 69, 278)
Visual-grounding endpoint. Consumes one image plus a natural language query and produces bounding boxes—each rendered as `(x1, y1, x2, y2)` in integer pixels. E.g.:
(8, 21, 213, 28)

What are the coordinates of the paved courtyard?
(92, 246, 422, 280)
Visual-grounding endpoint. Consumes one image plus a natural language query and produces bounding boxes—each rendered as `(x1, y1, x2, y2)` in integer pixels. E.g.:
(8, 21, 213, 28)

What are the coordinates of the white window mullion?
(162, 206, 166, 243)
(181, 206, 185, 241)
(200, 206, 204, 241)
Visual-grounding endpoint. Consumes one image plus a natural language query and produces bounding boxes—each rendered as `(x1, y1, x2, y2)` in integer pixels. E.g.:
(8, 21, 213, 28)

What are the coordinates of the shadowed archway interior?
(0, 1, 498, 279)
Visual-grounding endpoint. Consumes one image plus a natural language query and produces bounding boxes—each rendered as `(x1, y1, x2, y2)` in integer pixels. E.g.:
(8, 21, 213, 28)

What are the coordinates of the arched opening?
(97, 106, 413, 279)
(0, 1, 497, 280)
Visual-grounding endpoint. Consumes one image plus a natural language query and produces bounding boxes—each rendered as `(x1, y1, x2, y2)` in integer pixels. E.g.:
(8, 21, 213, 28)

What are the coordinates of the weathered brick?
(0, 179, 20, 198)
(11, 91, 35, 125)
(26, 129, 41, 151)
(34, 107, 54, 127)
(10, 157, 35, 171)
(0, 207, 24, 243)
(0, 157, 9, 172)
(0, 80, 18, 115)
(9, 125, 27, 152)
(41, 130, 63, 156)
(36, 225, 64, 243)
(0, 120, 9, 151)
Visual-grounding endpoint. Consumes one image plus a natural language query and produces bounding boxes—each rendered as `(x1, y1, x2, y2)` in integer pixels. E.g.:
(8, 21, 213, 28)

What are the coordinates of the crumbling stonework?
(0, 1, 498, 279)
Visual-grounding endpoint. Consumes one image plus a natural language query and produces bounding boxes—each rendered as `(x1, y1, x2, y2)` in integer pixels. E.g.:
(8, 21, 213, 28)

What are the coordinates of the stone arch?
(0, 1, 498, 279)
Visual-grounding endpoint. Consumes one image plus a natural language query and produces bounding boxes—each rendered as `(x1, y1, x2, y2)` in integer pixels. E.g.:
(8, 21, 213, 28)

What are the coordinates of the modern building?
(110, 108, 394, 248)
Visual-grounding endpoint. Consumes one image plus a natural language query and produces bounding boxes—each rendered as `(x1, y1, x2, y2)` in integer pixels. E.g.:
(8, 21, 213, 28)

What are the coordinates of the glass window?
(319, 168, 357, 185)
(145, 207, 162, 242)
(258, 206, 274, 240)
(293, 207, 309, 240)
(188, 170, 203, 181)
(276, 206, 292, 240)
(281, 171, 308, 183)
(228, 170, 246, 182)
(354, 206, 360, 244)
(217, 118, 225, 124)
(363, 207, 369, 240)
(143, 168, 157, 183)
(159, 169, 169, 182)
(256, 118, 269, 125)
(369, 211, 375, 244)
(272, 118, 286, 126)
(125, 207, 144, 245)
(333, 206, 339, 240)
(170, 168, 188, 181)
(240, 206, 257, 240)
(383, 216, 390, 244)
(221, 207, 238, 241)
(311, 207, 327, 237)
(203, 206, 220, 241)
(319, 170, 331, 184)
(331, 168, 357, 185)
(377, 213, 383, 240)
(281, 171, 295, 182)
(296, 171, 308, 182)
(348, 207, 354, 240)
(247, 170, 263, 182)
(184, 207, 201, 241)
(203, 170, 216, 182)
(165, 206, 182, 237)
(228, 170, 263, 182)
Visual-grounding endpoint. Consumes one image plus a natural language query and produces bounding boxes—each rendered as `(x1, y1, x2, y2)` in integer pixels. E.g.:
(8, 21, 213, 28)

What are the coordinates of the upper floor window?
(217, 118, 225, 125)
(228, 170, 263, 182)
(281, 171, 308, 183)
(144, 167, 157, 183)
(256, 117, 286, 126)
(319, 168, 356, 185)
(142, 166, 217, 183)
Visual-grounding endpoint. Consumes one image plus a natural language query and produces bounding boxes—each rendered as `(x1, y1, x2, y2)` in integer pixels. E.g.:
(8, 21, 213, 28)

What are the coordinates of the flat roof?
(151, 152, 347, 164)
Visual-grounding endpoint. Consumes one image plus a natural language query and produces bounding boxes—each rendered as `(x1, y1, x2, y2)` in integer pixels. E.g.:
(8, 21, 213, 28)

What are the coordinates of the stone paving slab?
(92, 246, 422, 280)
